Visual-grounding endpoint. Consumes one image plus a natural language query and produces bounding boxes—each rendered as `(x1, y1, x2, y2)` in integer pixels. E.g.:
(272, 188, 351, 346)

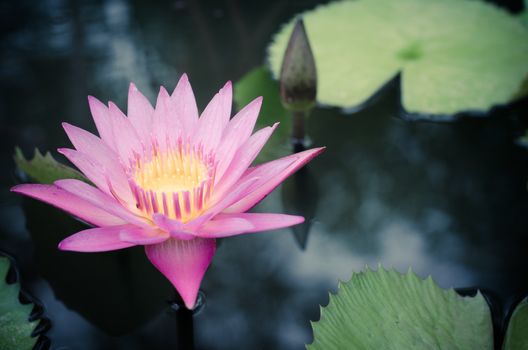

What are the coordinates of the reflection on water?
(281, 145, 319, 249)
(1, 0, 528, 349)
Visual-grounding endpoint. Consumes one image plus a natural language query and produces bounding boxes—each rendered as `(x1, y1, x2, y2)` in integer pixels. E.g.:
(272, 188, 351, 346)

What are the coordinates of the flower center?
(129, 145, 215, 223)
(135, 150, 208, 193)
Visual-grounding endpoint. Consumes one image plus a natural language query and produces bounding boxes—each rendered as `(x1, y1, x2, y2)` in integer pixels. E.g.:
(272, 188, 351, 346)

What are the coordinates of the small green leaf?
(234, 66, 292, 163)
(268, 0, 528, 117)
(309, 266, 493, 349)
(503, 299, 528, 350)
(14, 147, 88, 184)
(0, 257, 38, 350)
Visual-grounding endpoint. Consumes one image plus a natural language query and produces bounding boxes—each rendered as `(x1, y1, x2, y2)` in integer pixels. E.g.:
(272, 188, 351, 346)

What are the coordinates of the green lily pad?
(309, 266, 493, 349)
(268, 0, 528, 117)
(0, 257, 38, 350)
(234, 66, 292, 162)
(503, 299, 528, 350)
(14, 147, 88, 184)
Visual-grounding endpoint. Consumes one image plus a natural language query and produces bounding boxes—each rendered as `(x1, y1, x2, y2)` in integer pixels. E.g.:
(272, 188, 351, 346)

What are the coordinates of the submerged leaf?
(21, 199, 172, 335)
(14, 147, 88, 184)
(503, 299, 528, 350)
(309, 266, 493, 349)
(268, 0, 528, 117)
(0, 257, 38, 350)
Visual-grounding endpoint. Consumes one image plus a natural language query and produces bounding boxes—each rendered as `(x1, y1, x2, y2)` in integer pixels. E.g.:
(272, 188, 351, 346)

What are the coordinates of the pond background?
(1, 0, 528, 349)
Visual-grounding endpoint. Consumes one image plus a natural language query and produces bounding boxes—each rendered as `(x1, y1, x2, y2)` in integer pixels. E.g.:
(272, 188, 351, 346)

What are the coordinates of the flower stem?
(170, 293, 195, 350)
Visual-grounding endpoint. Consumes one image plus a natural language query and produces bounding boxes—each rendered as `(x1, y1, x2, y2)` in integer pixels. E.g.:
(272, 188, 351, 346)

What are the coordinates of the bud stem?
(292, 110, 306, 145)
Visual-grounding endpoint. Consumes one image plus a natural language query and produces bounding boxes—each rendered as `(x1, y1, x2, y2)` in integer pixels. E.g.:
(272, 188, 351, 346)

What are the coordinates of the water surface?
(1, 0, 527, 349)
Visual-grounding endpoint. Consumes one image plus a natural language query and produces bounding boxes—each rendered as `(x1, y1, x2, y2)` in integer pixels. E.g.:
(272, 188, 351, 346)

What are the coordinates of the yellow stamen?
(131, 146, 213, 222)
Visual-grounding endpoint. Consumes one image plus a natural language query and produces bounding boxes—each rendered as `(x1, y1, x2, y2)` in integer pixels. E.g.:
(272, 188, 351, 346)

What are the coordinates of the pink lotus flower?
(12, 74, 324, 308)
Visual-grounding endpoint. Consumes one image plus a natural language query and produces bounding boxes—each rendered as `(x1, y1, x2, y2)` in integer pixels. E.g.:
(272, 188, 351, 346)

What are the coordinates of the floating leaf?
(14, 147, 88, 184)
(268, 0, 528, 117)
(234, 66, 292, 162)
(0, 257, 38, 350)
(503, 299, 528, 350)
(309, 266, 493, 349)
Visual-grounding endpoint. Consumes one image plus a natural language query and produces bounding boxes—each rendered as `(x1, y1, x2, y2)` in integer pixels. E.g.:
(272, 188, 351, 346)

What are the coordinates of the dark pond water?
(1, 0, 528, 349)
